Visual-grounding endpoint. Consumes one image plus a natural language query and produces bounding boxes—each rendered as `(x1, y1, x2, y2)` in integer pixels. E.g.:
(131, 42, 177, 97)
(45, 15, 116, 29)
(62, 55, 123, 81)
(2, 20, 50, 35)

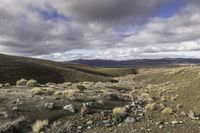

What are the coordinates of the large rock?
(63, 104, 75, 113)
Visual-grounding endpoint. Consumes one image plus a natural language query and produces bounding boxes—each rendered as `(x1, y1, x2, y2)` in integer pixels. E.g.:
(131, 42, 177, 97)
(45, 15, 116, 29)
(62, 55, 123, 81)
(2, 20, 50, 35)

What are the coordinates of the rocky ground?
(1, 65, 200, 133)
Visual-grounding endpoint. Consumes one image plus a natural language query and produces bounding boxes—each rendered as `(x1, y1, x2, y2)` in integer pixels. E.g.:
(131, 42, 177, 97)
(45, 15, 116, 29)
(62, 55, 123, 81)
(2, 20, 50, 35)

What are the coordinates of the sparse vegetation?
(16, 79, 27, 86)
(31, 87, 44, 95)
(32, 120, 48, 133)
(54, 91, 63, 96)
(1, 56, 200, 133)
(112, 107, 127, 117)
(26, 79, 38, 87)
(145, 103, 157, 111)
(161, 107, 173, 115)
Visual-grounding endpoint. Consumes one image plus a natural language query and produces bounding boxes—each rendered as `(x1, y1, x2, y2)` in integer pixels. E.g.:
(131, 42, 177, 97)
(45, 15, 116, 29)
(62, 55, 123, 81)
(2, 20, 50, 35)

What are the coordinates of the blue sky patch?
(155, 0, 182, 18)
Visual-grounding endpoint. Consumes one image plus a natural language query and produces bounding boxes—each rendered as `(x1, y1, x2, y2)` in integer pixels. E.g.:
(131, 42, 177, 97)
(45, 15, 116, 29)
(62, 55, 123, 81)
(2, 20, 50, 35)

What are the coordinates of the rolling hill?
(0, 54, 137, 84)
(69, 58, 200, 67)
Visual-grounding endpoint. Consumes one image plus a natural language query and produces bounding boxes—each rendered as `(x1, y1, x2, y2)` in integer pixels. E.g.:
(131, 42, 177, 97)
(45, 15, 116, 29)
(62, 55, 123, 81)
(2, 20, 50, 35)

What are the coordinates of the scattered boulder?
(188, 110, 199, 120)
(0, 84, 3, 88)
(63, 104, 75, 113)
(45, 102, 54, 110)
(81, 103, 90, 115)
(12, 106, 19, 111)
(124, 117, 136, 123)
(171, 120, 178, 125)
(4, 83, 11, 88)
(0, 111, 9, 118)
(86, 120, 93, 125)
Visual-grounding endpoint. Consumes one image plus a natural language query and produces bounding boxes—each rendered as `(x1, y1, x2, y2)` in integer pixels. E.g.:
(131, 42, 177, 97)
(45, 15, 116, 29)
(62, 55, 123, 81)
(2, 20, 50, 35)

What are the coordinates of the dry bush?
(161, 107, 173, 115)
(63, 89, 80, 101)
(32, 87, 44, 95)
(26, 79, 38, 87)
(145, 103, 157, 111)
(16, 79, 27, 86)
(32, 120, 48, 133)
(112, 107, 127, 117)
(54, 91, 63, 96)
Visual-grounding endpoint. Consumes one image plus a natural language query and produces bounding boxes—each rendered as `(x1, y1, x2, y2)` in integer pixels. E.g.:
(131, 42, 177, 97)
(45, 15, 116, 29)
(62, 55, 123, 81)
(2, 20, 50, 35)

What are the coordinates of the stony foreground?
(1, 65, 200, 133)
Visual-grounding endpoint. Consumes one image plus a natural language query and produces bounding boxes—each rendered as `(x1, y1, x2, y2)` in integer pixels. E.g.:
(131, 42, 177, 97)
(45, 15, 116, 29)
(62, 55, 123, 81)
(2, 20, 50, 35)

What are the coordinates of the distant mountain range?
(69, 58, 200, 67)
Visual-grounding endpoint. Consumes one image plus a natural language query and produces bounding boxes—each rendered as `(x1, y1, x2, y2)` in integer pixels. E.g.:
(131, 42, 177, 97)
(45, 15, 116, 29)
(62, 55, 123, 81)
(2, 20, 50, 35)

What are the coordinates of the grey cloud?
(52, 0, 172, 22)
(0, 0, 200, 60)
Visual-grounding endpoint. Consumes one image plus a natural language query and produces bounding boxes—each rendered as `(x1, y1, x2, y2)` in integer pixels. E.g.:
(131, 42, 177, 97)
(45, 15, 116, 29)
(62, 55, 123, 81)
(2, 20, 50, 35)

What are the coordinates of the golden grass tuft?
(32, 120, 48, 133)
(112, 107, 127, 117)
(161, 107, 173, 115)
(31, 87, 44, 95)
(26, 79, 38, 87)
(63, 89, 80, 101)
(145, 103, 157, 111)
(16, 79, 27, 86)
(54, 91, 63, 96)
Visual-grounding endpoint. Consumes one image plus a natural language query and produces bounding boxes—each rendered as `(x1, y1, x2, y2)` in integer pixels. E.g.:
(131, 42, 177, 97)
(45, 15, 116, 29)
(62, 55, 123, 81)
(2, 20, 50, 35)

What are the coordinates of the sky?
(0, 0, 200, 61)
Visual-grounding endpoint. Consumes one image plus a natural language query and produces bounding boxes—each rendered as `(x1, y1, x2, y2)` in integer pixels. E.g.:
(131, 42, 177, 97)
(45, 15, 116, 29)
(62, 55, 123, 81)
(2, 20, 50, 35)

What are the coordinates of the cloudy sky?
(0, 0, 200, 61)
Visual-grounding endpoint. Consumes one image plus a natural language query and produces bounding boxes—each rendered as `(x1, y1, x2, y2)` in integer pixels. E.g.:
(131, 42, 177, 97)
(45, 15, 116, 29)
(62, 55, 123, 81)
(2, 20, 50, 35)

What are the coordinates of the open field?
(1, 63, 200, 132)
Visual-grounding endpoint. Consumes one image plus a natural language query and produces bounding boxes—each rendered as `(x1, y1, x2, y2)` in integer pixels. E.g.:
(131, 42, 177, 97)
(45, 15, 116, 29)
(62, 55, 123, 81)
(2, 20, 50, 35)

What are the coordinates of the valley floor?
(1, 65, 200, 133)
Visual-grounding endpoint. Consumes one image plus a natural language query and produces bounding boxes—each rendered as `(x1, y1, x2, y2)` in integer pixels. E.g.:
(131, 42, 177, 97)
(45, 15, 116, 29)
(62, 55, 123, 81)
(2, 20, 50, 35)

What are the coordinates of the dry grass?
(161, 107, 173, 115)
(63, 89, 80, 101)
(32, 120, 48, 133)
(54, 91, 63, 96)
(31, 87, 44, 95)
(16, 79, 27, 86)
(145, 103, 157, 111)
(26, 79, 38, 87)
(112, 107, 127, 117)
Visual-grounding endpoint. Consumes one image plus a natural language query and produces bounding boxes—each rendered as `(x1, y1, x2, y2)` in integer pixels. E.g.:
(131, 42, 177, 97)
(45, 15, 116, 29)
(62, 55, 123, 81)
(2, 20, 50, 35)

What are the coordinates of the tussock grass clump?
(31, 87, 55, 95)
(26, 79, 38, 87)
(63, 89, 79, 101)
(145, 103, 157, 111)
(31, 87, 44, 95)
(161, 107, 173, 115)
(112, 107, 127, 117)
(16, 79, 27, 86)
(32, 120, 48, 133)
(54, 91, 63, 96)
